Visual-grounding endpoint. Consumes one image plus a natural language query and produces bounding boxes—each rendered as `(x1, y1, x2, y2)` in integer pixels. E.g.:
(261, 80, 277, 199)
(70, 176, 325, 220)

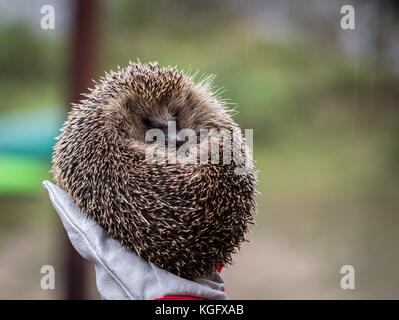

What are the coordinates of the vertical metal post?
(65, 0, 101, 300)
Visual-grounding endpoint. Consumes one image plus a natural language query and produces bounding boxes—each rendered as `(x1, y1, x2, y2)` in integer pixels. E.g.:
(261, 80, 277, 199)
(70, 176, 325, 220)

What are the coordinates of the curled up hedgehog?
(52, 61, 257, 280)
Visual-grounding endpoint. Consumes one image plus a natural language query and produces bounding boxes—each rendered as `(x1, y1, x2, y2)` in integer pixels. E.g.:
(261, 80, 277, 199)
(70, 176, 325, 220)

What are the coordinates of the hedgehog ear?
(41, 180, 227, 300)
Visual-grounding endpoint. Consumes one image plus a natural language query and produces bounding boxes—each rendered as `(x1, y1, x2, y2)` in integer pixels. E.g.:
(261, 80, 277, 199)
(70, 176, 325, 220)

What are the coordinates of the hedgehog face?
(119, 70, 233, 152)
(52, 61, 256, 279)
(126, 102, 179, 147)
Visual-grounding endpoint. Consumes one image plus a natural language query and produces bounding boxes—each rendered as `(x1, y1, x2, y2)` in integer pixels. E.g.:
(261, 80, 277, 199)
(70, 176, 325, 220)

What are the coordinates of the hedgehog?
(52, 61, 256, 279)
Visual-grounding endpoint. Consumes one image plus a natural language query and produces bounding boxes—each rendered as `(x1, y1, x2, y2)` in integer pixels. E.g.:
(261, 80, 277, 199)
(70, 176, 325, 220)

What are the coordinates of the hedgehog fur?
(52, 61, 256, 279)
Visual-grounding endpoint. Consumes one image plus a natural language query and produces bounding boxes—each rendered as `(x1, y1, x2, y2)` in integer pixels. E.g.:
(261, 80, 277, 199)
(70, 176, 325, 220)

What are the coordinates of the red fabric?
(156, 264, 224, 300)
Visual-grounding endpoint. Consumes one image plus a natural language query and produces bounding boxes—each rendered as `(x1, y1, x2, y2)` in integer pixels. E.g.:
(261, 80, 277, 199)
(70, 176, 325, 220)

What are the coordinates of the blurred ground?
(0, 0, 398, 299)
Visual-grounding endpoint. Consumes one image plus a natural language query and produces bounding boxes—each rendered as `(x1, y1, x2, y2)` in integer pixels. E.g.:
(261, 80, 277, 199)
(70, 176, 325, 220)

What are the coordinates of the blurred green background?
(0, 0, 398, 299)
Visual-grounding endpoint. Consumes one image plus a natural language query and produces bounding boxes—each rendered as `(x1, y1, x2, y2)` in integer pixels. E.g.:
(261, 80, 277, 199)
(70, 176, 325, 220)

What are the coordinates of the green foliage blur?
(0, 22, 65, 112)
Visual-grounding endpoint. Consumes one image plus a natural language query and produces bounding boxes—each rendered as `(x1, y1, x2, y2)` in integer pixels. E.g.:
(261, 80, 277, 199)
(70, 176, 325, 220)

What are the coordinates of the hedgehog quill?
(52, 61, 256, 279)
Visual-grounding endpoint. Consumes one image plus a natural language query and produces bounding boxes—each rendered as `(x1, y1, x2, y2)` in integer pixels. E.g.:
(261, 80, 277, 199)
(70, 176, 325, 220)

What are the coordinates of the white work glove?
(42, 180, 227, 300)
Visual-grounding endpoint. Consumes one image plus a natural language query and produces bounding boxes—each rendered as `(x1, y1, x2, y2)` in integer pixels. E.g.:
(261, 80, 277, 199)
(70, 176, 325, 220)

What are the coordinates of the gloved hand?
(42, 180, 227, 300)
